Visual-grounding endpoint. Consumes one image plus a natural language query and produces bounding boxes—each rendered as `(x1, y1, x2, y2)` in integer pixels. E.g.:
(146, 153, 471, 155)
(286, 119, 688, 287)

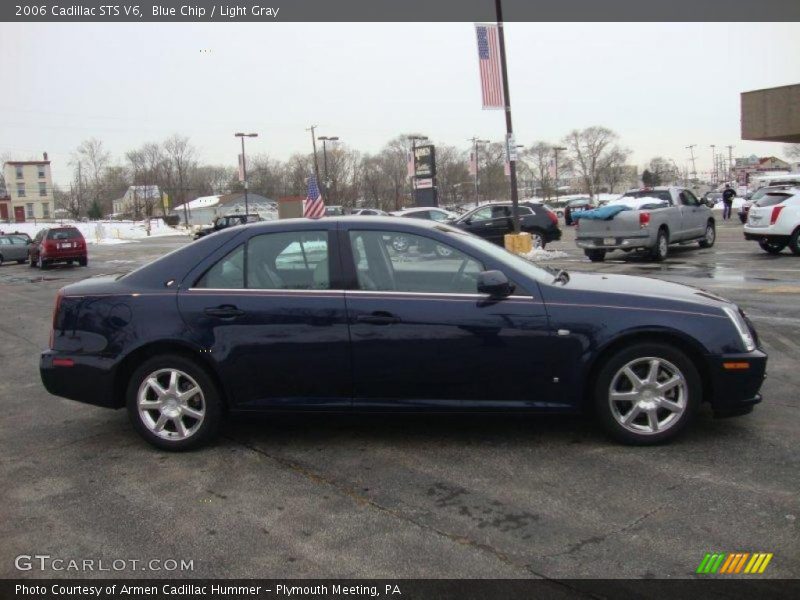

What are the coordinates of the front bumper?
(40, 350, 121, 409)
(706, 349, 767, 416)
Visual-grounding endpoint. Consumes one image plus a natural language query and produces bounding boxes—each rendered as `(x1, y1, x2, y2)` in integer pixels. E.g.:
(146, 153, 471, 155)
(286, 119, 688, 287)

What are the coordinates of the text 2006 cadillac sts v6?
(40, 217, 766, 450)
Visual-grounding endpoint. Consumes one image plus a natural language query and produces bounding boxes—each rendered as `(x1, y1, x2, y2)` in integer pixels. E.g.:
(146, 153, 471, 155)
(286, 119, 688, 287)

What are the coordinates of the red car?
(29, 226, 88, 269)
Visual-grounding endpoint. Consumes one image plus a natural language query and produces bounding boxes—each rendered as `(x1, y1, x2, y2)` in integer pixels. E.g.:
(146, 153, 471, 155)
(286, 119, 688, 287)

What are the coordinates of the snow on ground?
(521, 246, 569, 261)
(1, 219, 190, 244)
(711, 198, 747, 211)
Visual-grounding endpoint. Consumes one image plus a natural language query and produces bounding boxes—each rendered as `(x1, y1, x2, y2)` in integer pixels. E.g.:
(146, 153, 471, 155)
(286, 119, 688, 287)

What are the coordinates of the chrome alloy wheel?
(530, 232, 544, 249)
(608, 357, 687, 435)
(705, 225, 715, 245)
(137, 369, 205, 441)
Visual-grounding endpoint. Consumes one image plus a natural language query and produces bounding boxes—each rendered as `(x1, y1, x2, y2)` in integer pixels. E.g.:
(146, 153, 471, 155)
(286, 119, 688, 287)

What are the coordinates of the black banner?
(3, 579, 800, 600)
(3, 0, 800, 22)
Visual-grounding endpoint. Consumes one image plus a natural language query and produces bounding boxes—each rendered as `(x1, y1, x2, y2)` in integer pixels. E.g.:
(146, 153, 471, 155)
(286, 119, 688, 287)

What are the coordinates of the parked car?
(0, 234, 31, 265)
(743, 188, 800, 255)
(40, 217, 766, 450)
(351, 208, 388, 216)
(29, 227, 88, 269)
(389, 206, 458, 222)
(739, 185, 795, 224)
(452, 202, 561, 248)
(703, 191, 723, 207)
(575, 187, 715, 262)
(564, 197, 596, 226)
(325, 206, 345, 217)
(194, 214, 261, 240)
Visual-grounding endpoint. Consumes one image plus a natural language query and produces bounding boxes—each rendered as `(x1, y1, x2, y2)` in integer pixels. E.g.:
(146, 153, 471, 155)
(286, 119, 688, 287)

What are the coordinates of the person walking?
(722, 184, 735, 221)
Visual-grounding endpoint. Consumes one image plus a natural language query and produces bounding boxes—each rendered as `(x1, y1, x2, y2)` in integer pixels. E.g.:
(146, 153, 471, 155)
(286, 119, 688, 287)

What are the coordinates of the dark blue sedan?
(40, 217, 766, 450)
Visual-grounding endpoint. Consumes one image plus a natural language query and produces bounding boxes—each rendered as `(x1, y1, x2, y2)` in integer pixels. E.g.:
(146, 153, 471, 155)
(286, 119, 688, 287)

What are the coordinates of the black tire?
(738, 214, 747, 224)
(29, 255, 36, 267)
(698, 221, 716, 248)
(0, 254, 3, 266)
(527, 229, 546, 249)
(585, 249, 606, 262)
(650, 228, 669, 261)
(126, 354, 223, 451)
(17, 259, 25, 264)
(759, 239, 787, 255)
(78, 257, 88, 267)
(789, 228, 800, 256)
(594, 343, 700, 445)
(37, 256, 49, 270)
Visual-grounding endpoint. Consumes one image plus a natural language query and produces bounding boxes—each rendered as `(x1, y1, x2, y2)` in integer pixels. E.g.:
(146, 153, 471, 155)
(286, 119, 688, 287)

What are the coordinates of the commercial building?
(741, 83, 800, 143)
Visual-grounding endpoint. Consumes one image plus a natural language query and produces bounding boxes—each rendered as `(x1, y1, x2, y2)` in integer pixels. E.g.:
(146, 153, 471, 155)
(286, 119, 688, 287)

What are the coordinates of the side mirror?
(477, 270, 513, 297)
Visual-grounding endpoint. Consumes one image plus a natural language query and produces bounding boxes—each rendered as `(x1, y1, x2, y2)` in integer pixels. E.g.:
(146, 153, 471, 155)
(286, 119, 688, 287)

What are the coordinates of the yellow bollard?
(504, 232, 533, 254)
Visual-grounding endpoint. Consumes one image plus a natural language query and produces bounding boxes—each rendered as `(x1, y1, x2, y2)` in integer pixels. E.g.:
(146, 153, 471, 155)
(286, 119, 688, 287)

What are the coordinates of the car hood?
(555, 272, 731, 310)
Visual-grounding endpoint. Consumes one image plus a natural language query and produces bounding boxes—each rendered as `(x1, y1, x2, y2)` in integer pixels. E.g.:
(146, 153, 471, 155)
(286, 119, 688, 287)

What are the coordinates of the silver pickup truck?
(575, 187, 716, 261)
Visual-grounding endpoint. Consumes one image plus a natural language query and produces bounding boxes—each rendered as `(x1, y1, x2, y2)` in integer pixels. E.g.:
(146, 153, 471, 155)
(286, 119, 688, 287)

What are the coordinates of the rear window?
(755, 193, 792, 208)
(47, 228, 83, 240)
(623, 190, 672, 202)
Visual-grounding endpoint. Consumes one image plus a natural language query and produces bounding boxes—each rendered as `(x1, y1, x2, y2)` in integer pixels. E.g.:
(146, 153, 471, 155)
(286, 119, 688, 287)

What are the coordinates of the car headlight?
(722, 306, 756, 352)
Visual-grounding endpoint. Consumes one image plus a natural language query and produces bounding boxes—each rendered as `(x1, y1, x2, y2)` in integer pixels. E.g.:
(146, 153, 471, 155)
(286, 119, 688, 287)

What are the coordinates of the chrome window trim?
(186, 287, 534, 300)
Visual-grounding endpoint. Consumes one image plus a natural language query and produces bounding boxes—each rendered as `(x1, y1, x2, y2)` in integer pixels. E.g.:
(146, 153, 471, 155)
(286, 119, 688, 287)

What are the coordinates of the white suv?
(743, 188, 800, 255)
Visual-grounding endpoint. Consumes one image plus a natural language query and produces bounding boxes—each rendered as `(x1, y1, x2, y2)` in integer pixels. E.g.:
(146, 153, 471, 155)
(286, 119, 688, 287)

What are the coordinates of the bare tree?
(597, 146, 633, 193)
(563, 126, 619, 199)
(163, 134, 196, 214)
(432, 144, 469, 207)
(524, 142, 554, 199)
(73, 138, 110, 215)
(784, 144, 800, 161)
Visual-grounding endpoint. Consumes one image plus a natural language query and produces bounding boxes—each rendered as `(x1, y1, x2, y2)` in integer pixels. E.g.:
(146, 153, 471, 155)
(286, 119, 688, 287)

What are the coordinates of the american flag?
(304, 175, 325, 219)
(406, 149, 415, 178)
(475, 24, 504, 109)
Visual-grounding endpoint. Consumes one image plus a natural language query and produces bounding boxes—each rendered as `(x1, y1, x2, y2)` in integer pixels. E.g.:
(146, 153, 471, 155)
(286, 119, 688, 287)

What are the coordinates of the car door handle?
(204, 305, 245, 318)
(356, 311, 400, 325)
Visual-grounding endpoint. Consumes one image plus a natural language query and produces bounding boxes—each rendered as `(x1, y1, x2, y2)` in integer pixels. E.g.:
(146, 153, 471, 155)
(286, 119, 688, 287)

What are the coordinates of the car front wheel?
(126, 354, 222, 451)
(789, 228, 800, 256)
(758, 239, 787, 255)
(698, 221, 715, 248)
(594, 343, 699, 445)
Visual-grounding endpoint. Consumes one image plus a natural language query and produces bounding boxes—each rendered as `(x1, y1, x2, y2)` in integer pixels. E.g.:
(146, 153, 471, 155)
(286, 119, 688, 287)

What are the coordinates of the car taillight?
(49, 290, 64, 349)
(639, 212, 650, 228)
(770, 206, 784, 224)
(546, 210, 558, 225)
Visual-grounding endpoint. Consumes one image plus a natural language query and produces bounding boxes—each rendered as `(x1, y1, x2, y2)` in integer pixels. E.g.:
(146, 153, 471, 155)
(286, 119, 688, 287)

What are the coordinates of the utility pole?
(685, 144, 697, 181)
(726, 145, 734, 183)
(553, 146, 567, 202)
(710, 145, 717, 186)
(469, 137, 490, 206)
(235, 132, 258, 215)
(318, 135, 339, 205)
(306, 125, 323, 201)
(494, 0, 520, 233)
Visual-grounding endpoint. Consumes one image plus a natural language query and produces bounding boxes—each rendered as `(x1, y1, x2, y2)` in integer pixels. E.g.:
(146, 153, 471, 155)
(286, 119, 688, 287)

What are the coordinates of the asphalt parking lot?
(0, 220, 797, 580)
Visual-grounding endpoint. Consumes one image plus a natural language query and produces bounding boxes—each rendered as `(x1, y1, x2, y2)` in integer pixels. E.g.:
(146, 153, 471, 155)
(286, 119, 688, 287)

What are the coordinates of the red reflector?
(53, 358, 74, 367)
(546, 210, 558, 225)
(770, 206, 784, 225)
(639, 212, 650, 228)
(722, 362, 750, 370)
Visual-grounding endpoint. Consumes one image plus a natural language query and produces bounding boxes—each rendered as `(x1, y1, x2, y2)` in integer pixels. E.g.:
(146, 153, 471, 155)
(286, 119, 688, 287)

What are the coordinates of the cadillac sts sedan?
(40, 217, 766, 450)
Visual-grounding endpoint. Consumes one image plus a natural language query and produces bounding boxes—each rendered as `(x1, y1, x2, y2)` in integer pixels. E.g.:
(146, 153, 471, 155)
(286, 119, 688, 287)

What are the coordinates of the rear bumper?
(40, 252, 87, 262)
(40, 350, 120, 408)
(744, 231, 789, 243)
(576, 234, 651, 251)
(706, 349, 767, 415)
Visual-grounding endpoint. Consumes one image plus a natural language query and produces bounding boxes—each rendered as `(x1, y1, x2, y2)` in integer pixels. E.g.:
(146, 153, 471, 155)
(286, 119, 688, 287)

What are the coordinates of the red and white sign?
(414, 178, 434, 189)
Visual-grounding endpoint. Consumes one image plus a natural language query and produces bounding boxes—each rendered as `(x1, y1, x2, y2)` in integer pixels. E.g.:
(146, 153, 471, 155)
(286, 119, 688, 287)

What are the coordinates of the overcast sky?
(1, 22, 798, 186)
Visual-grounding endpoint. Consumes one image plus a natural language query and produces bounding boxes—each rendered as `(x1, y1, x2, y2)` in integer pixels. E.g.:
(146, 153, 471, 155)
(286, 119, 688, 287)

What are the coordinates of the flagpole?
(494, 0, 520, 233)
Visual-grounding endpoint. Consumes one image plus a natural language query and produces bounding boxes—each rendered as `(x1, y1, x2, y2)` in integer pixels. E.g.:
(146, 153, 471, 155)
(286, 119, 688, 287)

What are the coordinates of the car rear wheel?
(392, 235, 410, 253)
(78, 257, 88, 267)
(0, 254, 3, 266)
(698, 221, 716, 248)
(528, 231, 545, 249)
(650, 229, 669, 261)
(594, 343, 699, 445)
(126, 354, 222, 451)
(758, 239, 787, 255)
(37, 256, 48, 270)
(585, 249, 606, 262)
(789, 228, 800, 256)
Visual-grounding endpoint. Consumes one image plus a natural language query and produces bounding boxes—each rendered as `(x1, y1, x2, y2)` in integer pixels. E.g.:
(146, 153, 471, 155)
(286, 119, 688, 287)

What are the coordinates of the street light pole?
(235, 132, 258, 215)
(318, 136, 339, 205)
(553, 146, 567, 202)
(494, 0, 520, 233)
(710, 144, 716, 186)
(469, 137, 490, 206)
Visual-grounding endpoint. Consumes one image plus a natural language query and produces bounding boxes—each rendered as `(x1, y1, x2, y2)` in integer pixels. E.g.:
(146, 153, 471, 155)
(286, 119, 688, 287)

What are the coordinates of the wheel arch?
(113, 340, 229, 410)
(581, 328, 712, 410)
